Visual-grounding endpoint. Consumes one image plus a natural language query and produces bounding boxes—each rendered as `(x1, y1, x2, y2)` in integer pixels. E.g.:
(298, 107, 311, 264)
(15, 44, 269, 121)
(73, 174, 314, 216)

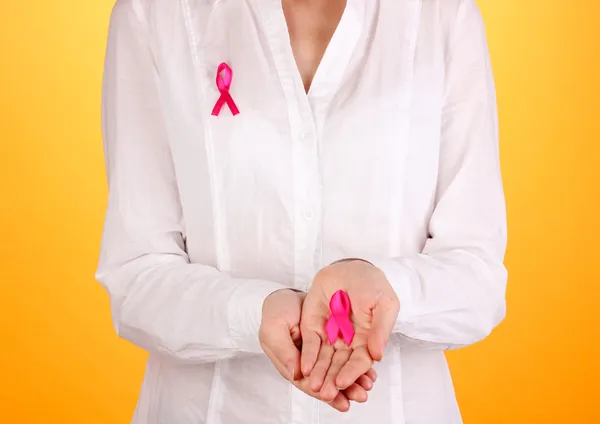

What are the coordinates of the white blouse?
(96, 0, 508, 422)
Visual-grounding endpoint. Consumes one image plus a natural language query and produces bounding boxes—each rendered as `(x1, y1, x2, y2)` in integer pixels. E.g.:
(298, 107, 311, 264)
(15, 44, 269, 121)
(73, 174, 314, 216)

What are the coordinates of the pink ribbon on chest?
(211, 62, 240, 116)
(325, 290, 355, 346)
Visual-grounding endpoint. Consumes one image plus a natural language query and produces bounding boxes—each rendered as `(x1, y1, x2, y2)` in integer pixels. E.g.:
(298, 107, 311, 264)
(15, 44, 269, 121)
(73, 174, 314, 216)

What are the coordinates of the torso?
(133, 0, 466, 422)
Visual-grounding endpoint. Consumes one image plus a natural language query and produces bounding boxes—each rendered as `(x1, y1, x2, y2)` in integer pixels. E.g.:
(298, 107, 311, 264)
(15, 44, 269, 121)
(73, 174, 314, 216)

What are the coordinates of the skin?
(282, 0, 347, 93)
(260, 289, 377, 412)
(260, 261, 399, 411)
(300, 260, 400, 400)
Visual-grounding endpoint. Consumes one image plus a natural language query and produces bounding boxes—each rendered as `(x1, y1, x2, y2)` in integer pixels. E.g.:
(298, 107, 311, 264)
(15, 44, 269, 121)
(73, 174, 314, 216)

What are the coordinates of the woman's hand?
(289, 367, 378, 412)
(299, 260, 400, 400)
(259, 288, 377, 411)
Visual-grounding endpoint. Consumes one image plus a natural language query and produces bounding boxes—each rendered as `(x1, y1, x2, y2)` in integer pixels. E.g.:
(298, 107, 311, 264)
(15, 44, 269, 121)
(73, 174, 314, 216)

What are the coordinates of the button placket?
(254, 2, 324, 421)
(303, 210, 314, 220)
(293, 118, 320, 292)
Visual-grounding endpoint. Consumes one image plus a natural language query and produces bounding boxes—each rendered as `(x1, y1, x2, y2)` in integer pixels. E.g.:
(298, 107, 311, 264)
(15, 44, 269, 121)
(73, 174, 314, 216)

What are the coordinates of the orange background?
(1, 1, 599, 423)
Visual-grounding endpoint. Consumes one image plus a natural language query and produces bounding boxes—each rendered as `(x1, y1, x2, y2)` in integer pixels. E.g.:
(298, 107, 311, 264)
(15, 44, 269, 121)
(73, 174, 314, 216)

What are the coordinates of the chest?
(282, 0, 346, 93)
(155, 0, 447, 184)
(151, 0, 447, 264)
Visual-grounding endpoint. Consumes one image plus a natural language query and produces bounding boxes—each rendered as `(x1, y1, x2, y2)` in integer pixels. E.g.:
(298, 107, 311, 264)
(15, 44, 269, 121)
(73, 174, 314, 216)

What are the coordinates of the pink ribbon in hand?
(325, 290, 355, 346)
(211, 62, 240, 116)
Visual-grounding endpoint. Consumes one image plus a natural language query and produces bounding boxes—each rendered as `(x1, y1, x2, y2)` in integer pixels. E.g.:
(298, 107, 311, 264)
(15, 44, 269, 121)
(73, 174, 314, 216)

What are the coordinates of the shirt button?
(300, 131, 310, 141)
(303, 211, 314, 220)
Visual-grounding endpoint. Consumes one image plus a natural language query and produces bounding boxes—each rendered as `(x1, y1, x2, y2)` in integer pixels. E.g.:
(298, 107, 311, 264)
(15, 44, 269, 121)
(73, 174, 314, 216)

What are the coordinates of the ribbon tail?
(211, 97, 225, 116)
(338, 319, 355, 346)
(325, 317, 340, 345)
(225, 94, 240, 115)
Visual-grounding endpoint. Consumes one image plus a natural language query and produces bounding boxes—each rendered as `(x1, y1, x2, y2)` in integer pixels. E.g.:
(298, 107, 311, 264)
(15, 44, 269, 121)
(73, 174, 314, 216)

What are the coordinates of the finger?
(365, 368, 378, 382)
(291, 324, 302, 349)
(342, 383, 368, 403)
(293, 376, 350, 413)
(260, 324, 302, 381)
(261, 342, 302, 382)
(368, 297, 399, 361)
(335, 345, 373, 390)
(261, 343, 294, 380)
(300, 329, 322, 377)
(327, 391, 351, 413)
(309, 343, 334, 392)
(356, 374, 373, 391)
(321, 349, 352, 401)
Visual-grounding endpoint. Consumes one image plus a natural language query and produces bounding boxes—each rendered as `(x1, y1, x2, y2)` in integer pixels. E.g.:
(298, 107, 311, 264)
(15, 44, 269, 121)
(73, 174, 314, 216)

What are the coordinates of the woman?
(96, 0, 507, 422)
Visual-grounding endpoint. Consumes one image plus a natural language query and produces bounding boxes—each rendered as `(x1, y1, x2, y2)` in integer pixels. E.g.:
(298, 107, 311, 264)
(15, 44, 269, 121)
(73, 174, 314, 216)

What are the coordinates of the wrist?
(330, 257, 374, 266)
(262, 288, 304, 312)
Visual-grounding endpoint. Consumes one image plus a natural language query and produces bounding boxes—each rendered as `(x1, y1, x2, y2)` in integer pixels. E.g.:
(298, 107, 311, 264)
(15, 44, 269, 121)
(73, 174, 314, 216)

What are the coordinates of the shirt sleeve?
(367, 0, 507, 350)
(96, 0, 287, 363)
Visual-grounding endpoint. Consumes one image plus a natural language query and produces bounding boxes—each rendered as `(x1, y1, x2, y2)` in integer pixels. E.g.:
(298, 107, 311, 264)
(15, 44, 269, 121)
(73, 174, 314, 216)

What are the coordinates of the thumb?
(367, 296, 399, 361)
(262, 320, 302, 381)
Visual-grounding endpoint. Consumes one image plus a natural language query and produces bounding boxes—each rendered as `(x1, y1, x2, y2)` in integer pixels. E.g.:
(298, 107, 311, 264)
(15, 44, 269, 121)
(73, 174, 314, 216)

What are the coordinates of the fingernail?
(288, 366, 295, 381)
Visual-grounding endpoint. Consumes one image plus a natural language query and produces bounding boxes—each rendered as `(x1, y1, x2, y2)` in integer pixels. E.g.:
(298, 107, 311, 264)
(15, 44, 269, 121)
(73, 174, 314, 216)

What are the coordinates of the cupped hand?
(299, 260, 400, 399)
(259, 288, 378, 411)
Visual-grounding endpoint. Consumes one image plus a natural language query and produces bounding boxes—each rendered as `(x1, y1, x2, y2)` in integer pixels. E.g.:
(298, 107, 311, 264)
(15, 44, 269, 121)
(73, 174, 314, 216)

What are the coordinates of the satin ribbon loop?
(211, 62, 240, 116)
(325, 290, 355, 346)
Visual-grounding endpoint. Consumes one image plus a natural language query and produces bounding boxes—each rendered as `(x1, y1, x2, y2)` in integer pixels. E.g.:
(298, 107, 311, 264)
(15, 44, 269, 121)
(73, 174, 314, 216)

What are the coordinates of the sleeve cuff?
(363, 257, 416, 331)
(227, 280, 289, 354)
(366, 257, 459, 350)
